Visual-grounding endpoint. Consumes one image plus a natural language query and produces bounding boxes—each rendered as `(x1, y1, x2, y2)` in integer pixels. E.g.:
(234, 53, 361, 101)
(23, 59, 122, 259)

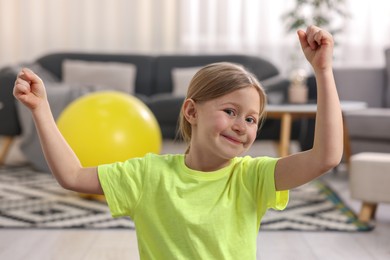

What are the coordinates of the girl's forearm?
(32, 101, 83, 189)
(312, 68, 343, 170)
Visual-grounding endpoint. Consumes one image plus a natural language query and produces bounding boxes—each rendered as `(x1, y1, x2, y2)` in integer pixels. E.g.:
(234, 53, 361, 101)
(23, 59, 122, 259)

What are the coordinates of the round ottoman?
(349, 152, 390, 222)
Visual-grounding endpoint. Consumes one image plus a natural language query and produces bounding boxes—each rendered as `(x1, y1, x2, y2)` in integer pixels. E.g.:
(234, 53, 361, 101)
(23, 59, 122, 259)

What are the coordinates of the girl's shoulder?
(144, 153, 184, 161)
(143, 153, 185, 167)
(232, 155, 280, 178)
(234, 155, 278, 166)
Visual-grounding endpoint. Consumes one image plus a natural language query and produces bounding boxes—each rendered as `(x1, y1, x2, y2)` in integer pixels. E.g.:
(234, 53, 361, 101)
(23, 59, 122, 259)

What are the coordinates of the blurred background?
(0, 0, 389, 75)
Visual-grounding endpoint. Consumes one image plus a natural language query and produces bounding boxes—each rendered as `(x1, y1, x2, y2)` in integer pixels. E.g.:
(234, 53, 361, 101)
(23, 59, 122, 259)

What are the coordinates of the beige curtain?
(0, 0, 179, 67)
(0, 0, 389, 73)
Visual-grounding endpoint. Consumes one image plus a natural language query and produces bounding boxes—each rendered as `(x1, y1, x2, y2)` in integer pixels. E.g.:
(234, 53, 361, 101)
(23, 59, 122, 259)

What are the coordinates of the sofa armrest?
(345, 108, 390, 140)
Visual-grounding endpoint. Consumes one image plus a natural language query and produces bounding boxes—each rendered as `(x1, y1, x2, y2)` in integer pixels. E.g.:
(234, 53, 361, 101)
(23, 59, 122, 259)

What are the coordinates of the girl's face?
(189, 87, 261, 164)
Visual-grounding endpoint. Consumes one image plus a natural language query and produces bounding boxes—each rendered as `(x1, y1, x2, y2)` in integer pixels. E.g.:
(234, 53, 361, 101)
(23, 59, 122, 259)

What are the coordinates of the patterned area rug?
(0, 166, 373, 231)
(261, 181, 373, 232)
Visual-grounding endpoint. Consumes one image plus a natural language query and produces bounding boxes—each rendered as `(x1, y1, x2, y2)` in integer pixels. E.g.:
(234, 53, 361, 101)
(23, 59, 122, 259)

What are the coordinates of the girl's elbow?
(310, 150, 342, 173)
(52, 171, 80, 192)
(52, 166, 86, 192)
(57, 179, 76, 191)
(320, 155, 342, 173)
(314, 145, 343, 172)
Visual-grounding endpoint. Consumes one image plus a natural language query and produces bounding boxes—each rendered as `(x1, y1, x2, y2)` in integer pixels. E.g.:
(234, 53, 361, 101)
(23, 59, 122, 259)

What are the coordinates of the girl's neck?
(184, 152, 231, 172)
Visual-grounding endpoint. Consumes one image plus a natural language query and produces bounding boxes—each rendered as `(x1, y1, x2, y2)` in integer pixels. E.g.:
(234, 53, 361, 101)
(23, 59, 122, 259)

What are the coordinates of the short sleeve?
(244, 156, 289, 217)
(98, 157, 146, 218)
(264, 157, 289, 211)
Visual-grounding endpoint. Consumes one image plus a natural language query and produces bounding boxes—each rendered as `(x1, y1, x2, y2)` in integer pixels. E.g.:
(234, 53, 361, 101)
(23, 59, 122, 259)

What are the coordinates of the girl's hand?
(13, 68, 47, 110)
(297, 25, 334, 72)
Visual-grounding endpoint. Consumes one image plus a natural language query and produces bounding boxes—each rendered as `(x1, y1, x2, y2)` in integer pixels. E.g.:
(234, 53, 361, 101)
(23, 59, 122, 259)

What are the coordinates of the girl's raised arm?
(14, 69, 103, 194)
(274, 26, 343, 191)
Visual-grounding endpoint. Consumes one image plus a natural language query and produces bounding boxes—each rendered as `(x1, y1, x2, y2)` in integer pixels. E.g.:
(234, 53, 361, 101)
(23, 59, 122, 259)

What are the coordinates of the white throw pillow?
(171, 67, 202, 97)
(62, 60, 137, 94)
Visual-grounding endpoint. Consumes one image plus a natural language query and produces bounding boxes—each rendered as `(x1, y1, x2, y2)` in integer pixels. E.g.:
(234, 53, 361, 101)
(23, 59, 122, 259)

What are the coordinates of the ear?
(182, 98, 198, 125)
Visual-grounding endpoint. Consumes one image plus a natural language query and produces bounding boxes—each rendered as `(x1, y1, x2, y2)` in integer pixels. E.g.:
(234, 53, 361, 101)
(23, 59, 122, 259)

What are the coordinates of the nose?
(232, 117, 246, 134)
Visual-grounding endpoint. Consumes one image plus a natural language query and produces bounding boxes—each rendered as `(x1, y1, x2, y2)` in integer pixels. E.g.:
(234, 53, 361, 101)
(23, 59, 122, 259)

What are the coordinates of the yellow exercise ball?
(57, 91, 162, 167)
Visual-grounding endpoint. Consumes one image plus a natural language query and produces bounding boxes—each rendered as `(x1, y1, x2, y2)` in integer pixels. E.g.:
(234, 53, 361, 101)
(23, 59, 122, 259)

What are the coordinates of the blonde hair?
(177, 62, 267, 145)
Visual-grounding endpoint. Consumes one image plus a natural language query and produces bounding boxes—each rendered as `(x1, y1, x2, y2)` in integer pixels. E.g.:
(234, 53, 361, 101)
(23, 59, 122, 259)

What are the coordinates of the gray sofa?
(341, 48, 390, 156)
(1, 52, 303, 171)
(300, 49, 390, 155)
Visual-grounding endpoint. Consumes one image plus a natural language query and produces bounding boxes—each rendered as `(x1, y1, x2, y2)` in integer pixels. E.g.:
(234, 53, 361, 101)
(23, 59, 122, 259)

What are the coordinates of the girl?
(13, 26, 343, 259)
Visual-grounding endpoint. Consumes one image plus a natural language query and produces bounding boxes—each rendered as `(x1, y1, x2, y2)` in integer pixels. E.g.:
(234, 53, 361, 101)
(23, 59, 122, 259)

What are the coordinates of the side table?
(266, 101, 367, 158)
(0, 136, 14, 165)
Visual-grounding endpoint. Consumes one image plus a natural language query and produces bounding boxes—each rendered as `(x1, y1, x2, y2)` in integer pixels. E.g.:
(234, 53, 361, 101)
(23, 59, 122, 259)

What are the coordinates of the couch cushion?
(334, 68, 386, 108)
(349, 140, 390, 155)
(63, 59, 137, 94)
(345, 108, 390, 139)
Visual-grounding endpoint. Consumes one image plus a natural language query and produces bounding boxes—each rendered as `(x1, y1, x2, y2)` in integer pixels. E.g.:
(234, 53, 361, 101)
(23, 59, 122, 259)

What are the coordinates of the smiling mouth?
(221, 134, 243, 145)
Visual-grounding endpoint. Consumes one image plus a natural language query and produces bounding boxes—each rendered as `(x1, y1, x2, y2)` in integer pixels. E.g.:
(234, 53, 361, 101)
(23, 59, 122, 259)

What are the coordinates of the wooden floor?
(1, 140, 390, 260)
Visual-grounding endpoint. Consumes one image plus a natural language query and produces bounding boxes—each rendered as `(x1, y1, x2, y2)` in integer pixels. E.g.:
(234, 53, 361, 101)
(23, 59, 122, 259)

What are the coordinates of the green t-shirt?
(98, 153, 288, 260)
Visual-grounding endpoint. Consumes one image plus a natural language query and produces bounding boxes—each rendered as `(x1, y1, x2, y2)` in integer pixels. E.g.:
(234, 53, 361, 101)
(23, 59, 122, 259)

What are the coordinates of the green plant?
(282, 0, 350, 36)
